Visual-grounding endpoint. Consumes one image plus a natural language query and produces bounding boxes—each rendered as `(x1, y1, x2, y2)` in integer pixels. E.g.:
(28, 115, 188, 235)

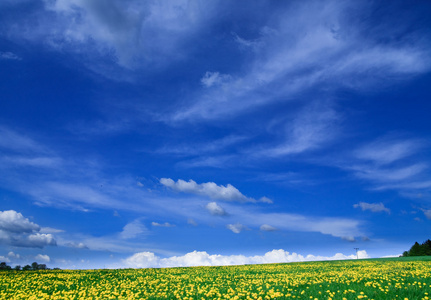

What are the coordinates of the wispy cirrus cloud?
(317, 135, 431, 198)
(260, 224, 278, 232)
(354, 138, 424, 165)
(120, 220, 148, 240)
(171, 1, 431, 123)
(151, 222, 175, 228)
(3, 0, 220, 72)
(0, 126, 46, 153)
(226, 223, 247, 234)
(256, 102, 340, 158)
(0, 51, 21, 60)
(354, 202, 390, 214)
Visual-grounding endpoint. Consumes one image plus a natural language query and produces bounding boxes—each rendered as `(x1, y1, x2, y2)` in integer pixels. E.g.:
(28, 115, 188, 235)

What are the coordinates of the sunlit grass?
(1, 257, 430, 299)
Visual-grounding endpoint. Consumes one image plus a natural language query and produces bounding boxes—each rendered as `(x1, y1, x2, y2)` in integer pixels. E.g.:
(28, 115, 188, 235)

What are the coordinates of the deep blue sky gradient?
(0, 0, 431, 268)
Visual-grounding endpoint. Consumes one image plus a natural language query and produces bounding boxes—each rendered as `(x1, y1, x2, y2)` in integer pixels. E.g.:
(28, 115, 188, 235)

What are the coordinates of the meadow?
(1, 257, 430, 299)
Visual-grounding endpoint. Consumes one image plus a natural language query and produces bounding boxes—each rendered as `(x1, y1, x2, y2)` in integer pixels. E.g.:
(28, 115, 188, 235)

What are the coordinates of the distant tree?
(0, 262, 11, 271)
(423, 239, 431, 255)
(38, 264, 47, 270)
(22, 265, 31, 271)
(14, 265, 21, 271)
(403, 240, 431, 257)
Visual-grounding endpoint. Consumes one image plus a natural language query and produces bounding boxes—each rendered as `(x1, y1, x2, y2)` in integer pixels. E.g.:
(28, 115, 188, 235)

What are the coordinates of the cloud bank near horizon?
(120, 249, 370, 269)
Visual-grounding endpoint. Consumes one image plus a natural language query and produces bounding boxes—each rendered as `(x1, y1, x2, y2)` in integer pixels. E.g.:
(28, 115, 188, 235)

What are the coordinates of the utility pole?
(354, 248, 359, 259)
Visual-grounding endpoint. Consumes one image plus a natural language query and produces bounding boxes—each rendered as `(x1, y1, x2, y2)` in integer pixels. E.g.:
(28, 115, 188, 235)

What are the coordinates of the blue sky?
(0, 0, 431, 269)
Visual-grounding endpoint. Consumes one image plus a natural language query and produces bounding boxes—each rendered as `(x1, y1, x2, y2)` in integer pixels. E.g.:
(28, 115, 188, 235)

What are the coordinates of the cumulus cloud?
(35, 254, 50, 263)
(354, 202, 390, 214)
(0, 256, 10, 263)
(160, 178, 269, 203)
(26, 233, 57, 248)
(0, 210, 40, 233)
(122, 249, 370, 268)
(8, 252, 21, 259)
(0, 210, 56, 248)
(226, 223, 247, 234)
(205, 202, 227, 216)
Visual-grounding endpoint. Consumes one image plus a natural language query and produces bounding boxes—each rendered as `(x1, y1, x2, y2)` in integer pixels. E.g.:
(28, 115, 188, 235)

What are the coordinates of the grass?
(1, 257, 430, 299)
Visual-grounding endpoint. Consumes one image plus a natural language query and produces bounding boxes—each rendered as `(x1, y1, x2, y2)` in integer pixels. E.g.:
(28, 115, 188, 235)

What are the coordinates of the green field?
(1, 257, 430, 299)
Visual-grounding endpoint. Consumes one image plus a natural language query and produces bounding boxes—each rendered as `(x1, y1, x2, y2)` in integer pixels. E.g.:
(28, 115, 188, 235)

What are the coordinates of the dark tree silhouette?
(402, 239, 431, 257)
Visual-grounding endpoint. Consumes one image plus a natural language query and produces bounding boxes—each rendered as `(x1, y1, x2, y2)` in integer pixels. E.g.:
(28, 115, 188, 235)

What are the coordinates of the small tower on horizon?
(354, 248, 359, 259)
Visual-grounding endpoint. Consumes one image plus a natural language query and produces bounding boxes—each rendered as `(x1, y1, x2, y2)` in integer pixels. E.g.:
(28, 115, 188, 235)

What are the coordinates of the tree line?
(402, 239, 431, 257)
(0, 261, 59, 271)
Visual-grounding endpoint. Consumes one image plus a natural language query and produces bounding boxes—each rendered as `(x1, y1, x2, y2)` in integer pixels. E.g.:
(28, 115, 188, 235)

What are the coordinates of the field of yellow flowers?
(1, 257, 430, 299)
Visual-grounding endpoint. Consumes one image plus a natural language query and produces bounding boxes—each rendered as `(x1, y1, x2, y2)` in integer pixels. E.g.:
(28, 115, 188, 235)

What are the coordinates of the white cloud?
(260, 224, 278, 231)
(421, 209, 431, 220)
(201, 72, 232, 88)
(332, 136, 431, 194)
(232, 32, 263, 50)
(355, 138, 423, 165)
(0, 127, 45, 153)
(122, 249, 370, 268)
(160, 178, 263, 203)
(172, 1, 431, 123)
(353, 164, 427, 183)
(0, 210, 40, 233)
(35, 254, 50, 263)
(341, 236, 356, 242)
(1, 156, 62, 168)
(262, 103, 339, 157)
(354, 202, 390, 214)
(151, 222, 175, 227)
(27, 233, 57, 248)
(0, 210, 57, 248)
(0, 256, 10, 263)
(226, 223, 247, 234)
(0, 51, 21, 60)
(234, 210, 363, 240)
(40, 227, 65, 234)
(8, 252, 20, 259)
(122, 251, 161, 268)
(20, 0, 219, 71)
(187, 218, 198, 226)
(65, 242, 88, 249)
(28, 181, 124, 210)
(258, 197, 273, 204)
(205, 202, 227, 216)
(120, 220, 147, 239)
(157, 135, 247, 157)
